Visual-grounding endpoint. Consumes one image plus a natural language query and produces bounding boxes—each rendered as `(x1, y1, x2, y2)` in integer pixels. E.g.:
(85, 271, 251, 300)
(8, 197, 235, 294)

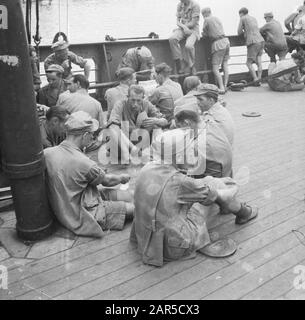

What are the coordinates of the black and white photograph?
(1, 0, 305, 304)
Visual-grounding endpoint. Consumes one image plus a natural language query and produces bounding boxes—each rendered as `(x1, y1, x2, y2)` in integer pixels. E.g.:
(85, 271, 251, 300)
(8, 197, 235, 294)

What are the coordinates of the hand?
(61, 60, 70, 69)
(120, 174, 131, 184)
(141, 118, 156, 129)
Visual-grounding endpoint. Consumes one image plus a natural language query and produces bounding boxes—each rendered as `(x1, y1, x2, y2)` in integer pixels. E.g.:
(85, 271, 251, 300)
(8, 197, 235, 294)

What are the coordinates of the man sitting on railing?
(117, 46, 155, 81)
(44, 40, 91, 80)
(238, 7, 265, 85)
(260, 12, 288, 63)
(286, 6, 305, 53)
(201, 7, 230, 94)
(105, 85, 168, 164)
(105, 67, 136, 120)
(149, 63, 183, 124)
(169, 0, 200, 75)
(284, 5, 305, 34)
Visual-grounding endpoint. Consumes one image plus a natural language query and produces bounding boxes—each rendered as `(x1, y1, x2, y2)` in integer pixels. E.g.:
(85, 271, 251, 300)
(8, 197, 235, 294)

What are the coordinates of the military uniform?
(169, 0, 200, 69)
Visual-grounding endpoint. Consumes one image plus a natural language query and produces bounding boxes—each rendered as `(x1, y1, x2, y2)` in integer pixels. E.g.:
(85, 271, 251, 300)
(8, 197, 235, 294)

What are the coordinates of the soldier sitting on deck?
(37, 64, 67, 108)
(44, 111, 134, 238)
(40, 106, 68, 149)
(130, 128, 258, 267)
(44, 40, 91, 80)
(105, 67, 137, 120)
(104, 85, 168, 164)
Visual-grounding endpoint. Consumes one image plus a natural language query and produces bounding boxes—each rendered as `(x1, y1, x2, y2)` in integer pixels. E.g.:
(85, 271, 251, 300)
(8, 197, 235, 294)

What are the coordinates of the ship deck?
(1, 84, 305, 300)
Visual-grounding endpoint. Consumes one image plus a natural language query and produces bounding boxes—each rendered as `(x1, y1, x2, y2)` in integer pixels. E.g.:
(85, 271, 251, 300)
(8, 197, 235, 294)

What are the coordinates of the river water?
(24, 0, 301, 45)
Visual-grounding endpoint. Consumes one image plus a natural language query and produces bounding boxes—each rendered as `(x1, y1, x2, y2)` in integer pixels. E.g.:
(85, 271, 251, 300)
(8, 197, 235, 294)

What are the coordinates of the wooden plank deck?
(1, 84, 305, 300)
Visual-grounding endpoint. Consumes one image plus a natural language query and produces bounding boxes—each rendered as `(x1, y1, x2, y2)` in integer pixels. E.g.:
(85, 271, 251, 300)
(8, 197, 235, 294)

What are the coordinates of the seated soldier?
(285, 5, 305, 34)
(56, 74, 105, 128)
(44, 40, 91, 79)
(292, 50, 305, 82)
(117, 46, 155, 81)
(149, 63, 183, 123)
(175, 76, 201, 107)
(130, 129, 258, 267)
(174, 102, 233, 178)
(194, 84, 235, 145)
(44, 111, 134, 238)
(267, 59, 305, 92)
(38, 64, 66, 107)
(40, 106, 68, 149)
(105, 67, 136, 120)
(104, 85, 168, 164)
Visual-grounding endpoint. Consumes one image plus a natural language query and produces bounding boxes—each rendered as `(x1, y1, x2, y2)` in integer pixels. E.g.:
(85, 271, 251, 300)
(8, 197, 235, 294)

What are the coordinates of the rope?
(66, 0, 69, 41)
(25, 0, 32, 44)
(58, 0, 61, 32)
(33, 0, 41, 71)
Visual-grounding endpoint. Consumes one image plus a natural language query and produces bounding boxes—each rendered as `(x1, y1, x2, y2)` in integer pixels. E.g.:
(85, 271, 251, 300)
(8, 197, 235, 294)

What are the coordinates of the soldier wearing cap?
(169, 0, 200, 75)
(260, 12, 288, 63)
(130, 128, 258, 267)
(194, 83, 234, 145)
(149, 63, 183, 123)
(174, 101, 233, 178)
(44, 111, 134, 238)
(37, 64, 67, 107)
(44, 40, 91, 80)
(117, 46, 155, 81)
(105, 67, 137, 120)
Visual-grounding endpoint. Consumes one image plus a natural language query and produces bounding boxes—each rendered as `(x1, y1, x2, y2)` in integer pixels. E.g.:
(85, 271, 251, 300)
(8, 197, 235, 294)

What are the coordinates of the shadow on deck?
(1, 85, 305, 300)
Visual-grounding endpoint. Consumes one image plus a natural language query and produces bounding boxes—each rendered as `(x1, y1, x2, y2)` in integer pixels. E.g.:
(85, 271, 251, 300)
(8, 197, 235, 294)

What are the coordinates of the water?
(25, 0, 301, 45)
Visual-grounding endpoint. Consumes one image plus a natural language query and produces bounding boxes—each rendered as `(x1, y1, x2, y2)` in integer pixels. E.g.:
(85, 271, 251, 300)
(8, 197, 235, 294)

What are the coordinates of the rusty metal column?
(0, 0, 54, 240)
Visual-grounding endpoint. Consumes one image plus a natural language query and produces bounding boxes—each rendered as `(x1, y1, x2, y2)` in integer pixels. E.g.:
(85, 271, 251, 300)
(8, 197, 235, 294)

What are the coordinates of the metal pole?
(0, 0, 54, 241)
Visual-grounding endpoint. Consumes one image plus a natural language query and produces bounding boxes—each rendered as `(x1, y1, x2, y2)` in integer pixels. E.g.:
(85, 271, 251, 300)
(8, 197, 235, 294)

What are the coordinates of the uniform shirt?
(260, 19, 288, 50)
(203, 102, 235, 145)
(109, 99, 166, 132)
(202, 15, 230, 53)
(37, 80, 66, 107)
(44, 51, 87, 79)
(44, 140, 106, 238)
(176, 0, 201, 38)
(131, 162, 217, 267)
(105, 83, 129, 119)
(57, 91, 105, 127)
(117, 47, 153, 73)
(148, 79, 183, 122)
(39, 119, 65, 149)
(238, 14, 265, 46)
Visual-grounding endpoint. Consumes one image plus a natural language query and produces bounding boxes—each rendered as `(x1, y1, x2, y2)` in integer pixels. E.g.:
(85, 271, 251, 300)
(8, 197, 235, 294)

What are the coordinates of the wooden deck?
(1, 85, 305, 300)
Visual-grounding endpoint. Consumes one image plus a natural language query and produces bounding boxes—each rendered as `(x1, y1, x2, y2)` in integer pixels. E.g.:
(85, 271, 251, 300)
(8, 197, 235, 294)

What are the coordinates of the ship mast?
(0, 0, 54, 241)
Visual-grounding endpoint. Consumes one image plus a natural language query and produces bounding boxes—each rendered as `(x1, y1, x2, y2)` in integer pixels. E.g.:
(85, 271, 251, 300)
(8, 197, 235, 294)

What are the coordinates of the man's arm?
(148, 88, 161, 106)
(101, 173, 130, 187)
(285, 13, 298, 33)
(69, 52, 90, 79)
(237, 19, 244, 36)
